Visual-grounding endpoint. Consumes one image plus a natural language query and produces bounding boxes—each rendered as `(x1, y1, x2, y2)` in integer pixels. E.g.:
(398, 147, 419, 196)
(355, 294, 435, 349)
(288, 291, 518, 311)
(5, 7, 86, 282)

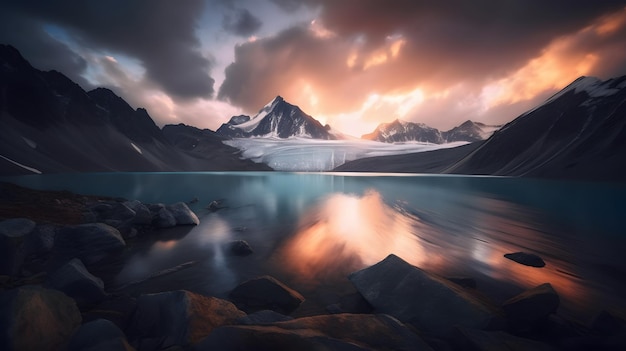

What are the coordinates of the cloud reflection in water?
(281, 190, 426, 281)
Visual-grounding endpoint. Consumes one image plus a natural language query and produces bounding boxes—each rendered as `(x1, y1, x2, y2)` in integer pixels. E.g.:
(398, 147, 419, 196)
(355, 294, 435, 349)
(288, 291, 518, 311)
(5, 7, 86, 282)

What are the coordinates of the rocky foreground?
(1, 183, 625, 351)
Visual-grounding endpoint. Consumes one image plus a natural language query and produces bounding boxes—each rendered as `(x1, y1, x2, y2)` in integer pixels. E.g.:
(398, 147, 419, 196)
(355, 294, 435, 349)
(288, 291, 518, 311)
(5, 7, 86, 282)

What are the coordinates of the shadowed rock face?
(229, 275, 305, 314)
(196, 313, 434, 351)
(0, 286, 82, 351)
(348, 254, 504, 337)
(128, 290, 245, 349)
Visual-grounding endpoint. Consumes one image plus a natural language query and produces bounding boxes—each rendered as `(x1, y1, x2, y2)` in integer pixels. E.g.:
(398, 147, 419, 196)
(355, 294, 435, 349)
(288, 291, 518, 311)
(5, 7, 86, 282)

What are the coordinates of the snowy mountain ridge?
(216, 96, 336, 139)
(362, 119, 500, 144)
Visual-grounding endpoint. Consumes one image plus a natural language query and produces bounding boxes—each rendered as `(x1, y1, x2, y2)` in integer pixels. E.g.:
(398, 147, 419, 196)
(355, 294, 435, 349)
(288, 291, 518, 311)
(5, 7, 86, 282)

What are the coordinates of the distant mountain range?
(0, 44, 269, 174)
(337, 75, 626, 182)
(362, 119, 500, 143)
(2, 43, 625, 182)
(216, 96, 336, 139)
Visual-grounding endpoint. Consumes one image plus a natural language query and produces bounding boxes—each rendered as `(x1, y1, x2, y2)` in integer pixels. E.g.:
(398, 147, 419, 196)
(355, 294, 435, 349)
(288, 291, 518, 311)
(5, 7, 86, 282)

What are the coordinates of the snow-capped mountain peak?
(363, 119, 500, 144)
(216, 96, 335, 139)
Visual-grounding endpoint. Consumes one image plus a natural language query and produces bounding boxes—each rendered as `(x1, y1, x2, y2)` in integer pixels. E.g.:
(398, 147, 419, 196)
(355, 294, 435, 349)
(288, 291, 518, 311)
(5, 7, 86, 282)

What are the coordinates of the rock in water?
(196, 313, 433, 351)
(229, 275, 305, 314)
(128, 290, 244, 349)
(167, 202, 200, 225)
(54, 223, 126, 266)
(0, 286, 82, 351)
(47, 258, 107, 306)
(502, 283, 559, 328)
(155, 207, 177, 228)
(504, 252, 546, 267)
(67, 319, 133, 351)
(230, 240, 253, 256)
(348, 254, 504, 337)
(124, 200, 152, 225)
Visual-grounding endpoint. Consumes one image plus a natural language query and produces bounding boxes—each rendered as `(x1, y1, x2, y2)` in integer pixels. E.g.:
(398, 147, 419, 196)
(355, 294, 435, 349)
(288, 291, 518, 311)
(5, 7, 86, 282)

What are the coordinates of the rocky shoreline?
(1, 182, 625, 351)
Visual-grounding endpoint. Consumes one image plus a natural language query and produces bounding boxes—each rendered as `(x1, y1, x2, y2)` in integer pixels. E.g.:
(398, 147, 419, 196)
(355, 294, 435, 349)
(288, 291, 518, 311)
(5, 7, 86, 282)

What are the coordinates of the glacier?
(224, 137, 469, 171)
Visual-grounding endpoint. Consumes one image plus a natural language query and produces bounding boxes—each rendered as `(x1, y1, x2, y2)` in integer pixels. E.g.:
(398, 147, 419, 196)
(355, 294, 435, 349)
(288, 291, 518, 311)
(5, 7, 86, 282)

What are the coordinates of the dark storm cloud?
(219, 0, 626, 114)
(1, 0, 214, 99)
(0, 10, 92, 89)
(222, 8, 262, 36)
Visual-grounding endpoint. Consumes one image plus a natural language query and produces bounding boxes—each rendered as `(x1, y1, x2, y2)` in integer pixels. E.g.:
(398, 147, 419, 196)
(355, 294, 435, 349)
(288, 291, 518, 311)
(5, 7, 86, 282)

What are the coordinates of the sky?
(1, 0, 626, 137)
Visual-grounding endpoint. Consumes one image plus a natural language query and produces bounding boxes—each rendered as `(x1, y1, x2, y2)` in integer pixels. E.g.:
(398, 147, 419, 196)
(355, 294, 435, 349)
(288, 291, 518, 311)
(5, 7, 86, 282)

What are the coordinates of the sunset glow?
(1, 1, 625, 136)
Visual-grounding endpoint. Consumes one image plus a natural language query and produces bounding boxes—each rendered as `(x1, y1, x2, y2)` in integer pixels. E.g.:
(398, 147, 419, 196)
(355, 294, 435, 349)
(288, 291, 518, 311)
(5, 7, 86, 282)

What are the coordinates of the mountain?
(0, 44, 269, 175)
(216, 96, 336, 139)
(362, 119, 444, 143)
(337, 75, 626, 182)
(362, 119, 499, 143)
(445, 76, 626, 180)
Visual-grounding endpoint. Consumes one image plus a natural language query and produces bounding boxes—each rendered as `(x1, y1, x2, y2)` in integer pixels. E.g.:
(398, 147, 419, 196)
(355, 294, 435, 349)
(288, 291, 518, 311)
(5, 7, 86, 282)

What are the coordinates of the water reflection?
(280, 190, 427, 281)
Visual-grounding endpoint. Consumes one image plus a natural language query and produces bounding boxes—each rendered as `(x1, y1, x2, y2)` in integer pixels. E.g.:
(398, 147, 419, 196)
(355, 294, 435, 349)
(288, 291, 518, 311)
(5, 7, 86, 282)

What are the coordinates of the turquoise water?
(3, 172, 625, 320)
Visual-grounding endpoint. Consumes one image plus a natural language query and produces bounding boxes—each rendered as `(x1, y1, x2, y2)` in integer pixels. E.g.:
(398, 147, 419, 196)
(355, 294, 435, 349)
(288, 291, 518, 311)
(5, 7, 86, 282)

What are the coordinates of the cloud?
(2, 0, 214, 100)
(218, 1, 626, 134)
(0, 9, 92, 89)
(222, 8, 262, 36)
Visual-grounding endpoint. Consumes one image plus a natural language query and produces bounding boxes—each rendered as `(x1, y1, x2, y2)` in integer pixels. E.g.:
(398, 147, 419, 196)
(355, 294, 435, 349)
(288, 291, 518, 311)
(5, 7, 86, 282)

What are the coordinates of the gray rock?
(454, 327, 554, 351)
(124, 200, 152, 225)
(155, 208, 177, 228)
(197, 313, 433, 351)
(236, 310, 293, 325)
(230, 240, 253, 256)
(0, 286, 82, 351)
(167, 202, 199, 225)
(502, 283, 559, 329)
(129, 290, 245, 350)
(504, 252, 546, 267)
(349, 254, 504, 337)
(54, 223, 126, 266)
(90, 202, 136, 222)
(23, 224, 57, 256)
(229, 275, 305, 314)
(47, 258, 107, 306)
(0, 218, 36, 237)
(0, 218, 35, 275)
(68, 319, 133, 351)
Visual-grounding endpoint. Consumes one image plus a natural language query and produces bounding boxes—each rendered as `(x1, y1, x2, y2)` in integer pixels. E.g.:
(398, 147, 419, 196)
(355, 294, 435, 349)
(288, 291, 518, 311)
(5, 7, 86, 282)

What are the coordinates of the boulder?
(124, 200, 152, 225)
(89, 202, 136, 222)
(349, 254, 504, 337)
(128, 290, 244, 350)
(0, 286, 81, 351)
(0, 218, 36, 237)
(68, 319, 133, 351)
(504, 252, 546, 268)
(453, 327, 554, 351)
(0, 218, 35, 275)
(167, 202, 199, 225)
(23, 224, 57, 256)
(229, 275, 305, 314)
(196, 313, 433, 351)
(502, 283, 559, 328)
(155, 207, 177, 228)
(47, 258, 107, 306)
(236, 310, 293, 325)
(230, 240, 253, 256)
(83, 295, 138, 331)
(54, 223, 126, 266)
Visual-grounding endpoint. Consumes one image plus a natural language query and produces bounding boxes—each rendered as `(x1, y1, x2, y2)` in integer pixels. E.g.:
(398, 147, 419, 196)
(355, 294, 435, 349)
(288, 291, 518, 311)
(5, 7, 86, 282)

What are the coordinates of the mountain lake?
(2, 172, 625, 322)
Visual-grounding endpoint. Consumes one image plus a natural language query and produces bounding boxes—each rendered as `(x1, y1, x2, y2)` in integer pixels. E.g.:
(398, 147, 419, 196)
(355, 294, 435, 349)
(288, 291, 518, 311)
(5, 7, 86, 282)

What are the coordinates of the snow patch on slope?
(130, 142, 143, 154)
(0, 154, 42, 174)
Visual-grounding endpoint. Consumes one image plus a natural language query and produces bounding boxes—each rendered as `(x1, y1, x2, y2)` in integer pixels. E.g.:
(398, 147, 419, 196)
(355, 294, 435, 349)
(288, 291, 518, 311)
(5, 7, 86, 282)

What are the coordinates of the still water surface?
(4, 172, 625, 320)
